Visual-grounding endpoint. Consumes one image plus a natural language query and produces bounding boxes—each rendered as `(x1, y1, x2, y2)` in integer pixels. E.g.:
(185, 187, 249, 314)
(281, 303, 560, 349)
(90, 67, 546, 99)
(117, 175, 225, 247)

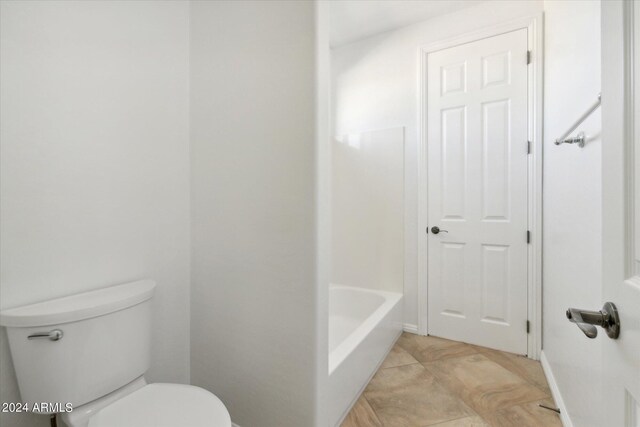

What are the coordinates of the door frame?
(416, 14, 544, 359)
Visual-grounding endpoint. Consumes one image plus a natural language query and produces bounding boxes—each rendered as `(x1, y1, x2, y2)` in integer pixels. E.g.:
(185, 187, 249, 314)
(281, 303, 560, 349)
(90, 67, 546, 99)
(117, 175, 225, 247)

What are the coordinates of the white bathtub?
(328, 285, 403, 426)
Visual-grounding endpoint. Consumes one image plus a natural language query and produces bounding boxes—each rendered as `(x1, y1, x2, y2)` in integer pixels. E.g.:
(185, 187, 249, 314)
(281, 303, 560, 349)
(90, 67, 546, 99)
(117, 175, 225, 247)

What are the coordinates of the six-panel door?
(426, 29, 529, 355)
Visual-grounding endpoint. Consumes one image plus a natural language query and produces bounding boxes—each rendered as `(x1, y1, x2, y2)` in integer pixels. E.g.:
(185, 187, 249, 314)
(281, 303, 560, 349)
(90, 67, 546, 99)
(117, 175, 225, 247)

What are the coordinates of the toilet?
(0, 280, 232, 427)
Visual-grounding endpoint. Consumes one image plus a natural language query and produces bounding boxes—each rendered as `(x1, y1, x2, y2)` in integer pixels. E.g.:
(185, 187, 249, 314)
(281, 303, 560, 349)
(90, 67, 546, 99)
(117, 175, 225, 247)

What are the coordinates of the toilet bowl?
(0, 280, 231, 427)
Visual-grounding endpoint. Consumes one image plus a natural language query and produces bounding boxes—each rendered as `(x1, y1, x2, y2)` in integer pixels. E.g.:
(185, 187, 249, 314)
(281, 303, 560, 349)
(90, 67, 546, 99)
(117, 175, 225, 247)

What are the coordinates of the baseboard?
(540, 351, 573, 427)
(232, 422, 241, 427)
(402, 323, 418, 334)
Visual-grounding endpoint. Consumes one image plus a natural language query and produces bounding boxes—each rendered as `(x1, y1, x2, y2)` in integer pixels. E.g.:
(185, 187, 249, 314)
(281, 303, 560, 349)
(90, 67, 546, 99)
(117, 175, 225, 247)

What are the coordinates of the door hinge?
(527, 50, 532, 65)
(527, 140, 531, 154)
(526, 320, 530, 333)
(527, 230, 530, 244)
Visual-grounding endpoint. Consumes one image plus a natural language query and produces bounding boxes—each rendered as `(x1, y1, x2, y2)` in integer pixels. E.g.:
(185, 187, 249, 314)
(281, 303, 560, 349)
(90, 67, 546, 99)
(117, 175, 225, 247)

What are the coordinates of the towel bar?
(555, 93, 601, 147)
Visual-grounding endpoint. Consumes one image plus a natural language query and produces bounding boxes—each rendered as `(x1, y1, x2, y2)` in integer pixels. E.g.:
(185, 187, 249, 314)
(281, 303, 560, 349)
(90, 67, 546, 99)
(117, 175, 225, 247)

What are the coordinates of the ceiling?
(330, 0, 486, 47)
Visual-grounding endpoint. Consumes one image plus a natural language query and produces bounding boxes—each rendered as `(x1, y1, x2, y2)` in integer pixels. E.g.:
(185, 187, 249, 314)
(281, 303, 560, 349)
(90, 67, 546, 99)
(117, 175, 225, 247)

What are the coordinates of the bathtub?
(328, 285, 403, 426)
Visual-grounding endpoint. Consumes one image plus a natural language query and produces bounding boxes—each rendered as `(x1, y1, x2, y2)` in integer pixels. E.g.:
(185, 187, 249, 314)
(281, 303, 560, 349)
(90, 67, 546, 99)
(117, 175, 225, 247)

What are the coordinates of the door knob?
(431, 226, 448, 234)
(566, 302, 620, 339)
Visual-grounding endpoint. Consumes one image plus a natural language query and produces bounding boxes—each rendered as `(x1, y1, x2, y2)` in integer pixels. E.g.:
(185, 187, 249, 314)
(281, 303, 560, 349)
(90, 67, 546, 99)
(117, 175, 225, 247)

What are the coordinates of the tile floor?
(341, 333, 562, 427)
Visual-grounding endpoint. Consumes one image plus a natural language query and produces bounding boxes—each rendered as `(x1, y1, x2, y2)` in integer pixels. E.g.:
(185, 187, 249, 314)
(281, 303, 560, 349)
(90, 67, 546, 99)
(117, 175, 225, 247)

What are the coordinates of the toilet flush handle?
(27, 329, 63, 341)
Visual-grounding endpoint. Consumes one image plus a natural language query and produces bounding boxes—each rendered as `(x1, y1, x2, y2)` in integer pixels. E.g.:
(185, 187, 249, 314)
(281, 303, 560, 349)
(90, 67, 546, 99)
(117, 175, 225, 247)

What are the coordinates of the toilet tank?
(0, 280, 156, 412)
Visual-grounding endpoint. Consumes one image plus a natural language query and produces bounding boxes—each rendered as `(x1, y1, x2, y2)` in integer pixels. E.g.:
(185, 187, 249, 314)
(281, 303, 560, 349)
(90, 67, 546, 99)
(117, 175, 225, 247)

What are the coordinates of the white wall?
(331, 0, 543, 329)
(0, 2, 191, 427)
(332, 128, 404, 293)
(541, 1, 603, 426)
(190, 2, 326, 427)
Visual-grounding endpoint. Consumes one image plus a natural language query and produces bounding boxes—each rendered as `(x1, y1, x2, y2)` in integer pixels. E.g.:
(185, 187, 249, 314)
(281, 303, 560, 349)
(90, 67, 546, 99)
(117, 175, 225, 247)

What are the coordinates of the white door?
(426, 29, 529, 354)
(601, 2, 640, 425)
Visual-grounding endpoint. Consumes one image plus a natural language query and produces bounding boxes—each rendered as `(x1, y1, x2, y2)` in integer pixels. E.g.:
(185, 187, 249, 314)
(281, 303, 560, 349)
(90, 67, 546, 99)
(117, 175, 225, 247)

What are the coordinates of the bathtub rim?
(328, 285, 403, 375)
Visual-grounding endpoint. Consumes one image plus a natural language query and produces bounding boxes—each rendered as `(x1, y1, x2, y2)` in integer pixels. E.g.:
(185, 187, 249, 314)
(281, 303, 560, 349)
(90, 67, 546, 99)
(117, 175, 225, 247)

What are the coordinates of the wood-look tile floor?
(341, 333, 562, 427)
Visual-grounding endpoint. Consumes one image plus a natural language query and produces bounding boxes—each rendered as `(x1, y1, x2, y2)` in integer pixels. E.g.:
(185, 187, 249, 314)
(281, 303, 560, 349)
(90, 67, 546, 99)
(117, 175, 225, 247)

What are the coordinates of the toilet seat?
(88, 383, 231, 427)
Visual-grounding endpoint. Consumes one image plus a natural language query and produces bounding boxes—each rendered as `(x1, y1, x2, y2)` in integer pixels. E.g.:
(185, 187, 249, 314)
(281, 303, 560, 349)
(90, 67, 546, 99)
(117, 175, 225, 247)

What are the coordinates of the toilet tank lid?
(0, 280, 156, 328)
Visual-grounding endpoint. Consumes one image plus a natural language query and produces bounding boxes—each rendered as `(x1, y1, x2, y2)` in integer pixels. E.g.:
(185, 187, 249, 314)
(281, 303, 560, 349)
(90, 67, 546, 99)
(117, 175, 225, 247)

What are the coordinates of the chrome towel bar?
(555, 93, 601, 147)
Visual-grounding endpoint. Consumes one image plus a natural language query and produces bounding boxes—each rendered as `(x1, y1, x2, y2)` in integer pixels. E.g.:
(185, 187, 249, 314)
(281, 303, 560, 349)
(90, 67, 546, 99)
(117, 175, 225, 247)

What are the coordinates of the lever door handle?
(566, 302, 620, 339)
(431, 226, 448, 235)
(565, 309, 598, 338)
(27, 329, 63, 341)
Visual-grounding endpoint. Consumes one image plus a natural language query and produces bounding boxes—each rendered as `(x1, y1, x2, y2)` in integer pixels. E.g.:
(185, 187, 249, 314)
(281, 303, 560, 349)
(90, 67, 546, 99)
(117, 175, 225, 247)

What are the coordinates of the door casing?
(417, 14, 544, 359)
